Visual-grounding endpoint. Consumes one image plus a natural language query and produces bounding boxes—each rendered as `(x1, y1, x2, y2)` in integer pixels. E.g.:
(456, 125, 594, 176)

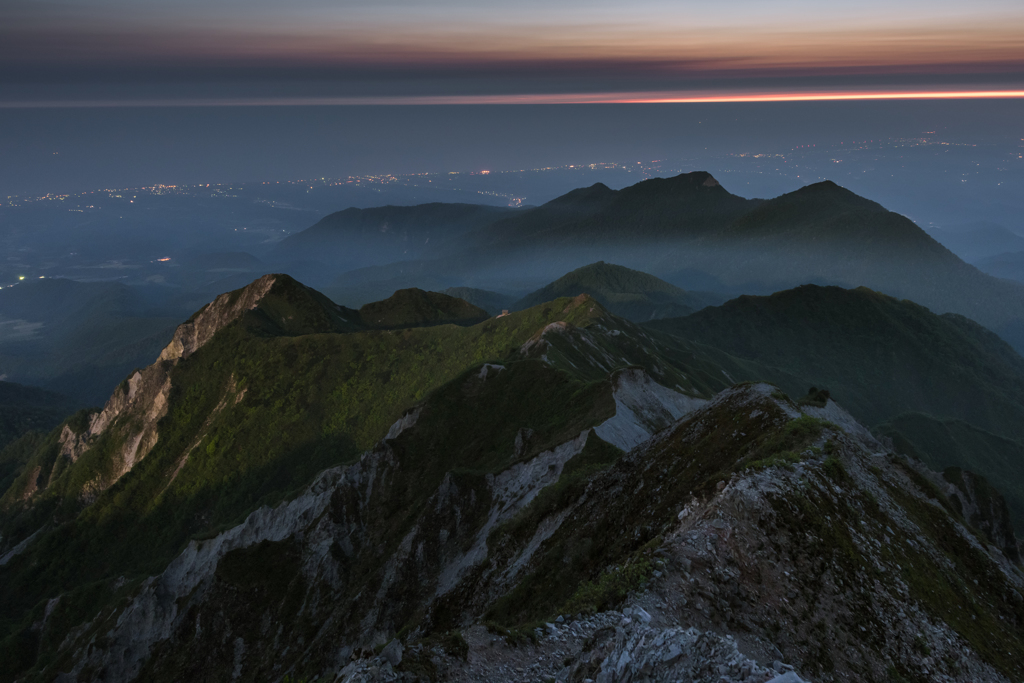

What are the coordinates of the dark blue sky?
(3, 0, 1023, 104)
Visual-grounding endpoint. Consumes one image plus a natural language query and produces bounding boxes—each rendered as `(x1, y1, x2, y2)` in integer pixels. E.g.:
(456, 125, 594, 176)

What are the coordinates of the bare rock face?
(595, 367, 706, 451)
(158, 274, 277, 363)
(944, 467, 1021, 562)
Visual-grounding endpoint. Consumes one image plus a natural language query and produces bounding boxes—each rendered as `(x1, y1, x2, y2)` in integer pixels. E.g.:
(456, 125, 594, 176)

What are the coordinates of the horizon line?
(3, 88, 1024, 108)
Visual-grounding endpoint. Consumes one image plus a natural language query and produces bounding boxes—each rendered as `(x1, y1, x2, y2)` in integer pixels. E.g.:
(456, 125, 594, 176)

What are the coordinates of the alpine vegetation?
(1, 269, 1022, 683)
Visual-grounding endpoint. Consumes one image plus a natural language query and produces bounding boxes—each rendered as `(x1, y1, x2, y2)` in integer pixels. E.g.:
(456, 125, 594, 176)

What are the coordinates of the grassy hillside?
(512, 262, 698, 321)
(0, 288, 660, 655)
(0, 267, 794, 669)
(358, 288, 490, 329)
(4, 271, 1024, 681)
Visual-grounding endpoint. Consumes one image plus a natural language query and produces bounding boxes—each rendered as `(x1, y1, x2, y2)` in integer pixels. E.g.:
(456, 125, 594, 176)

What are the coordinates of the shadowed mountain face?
(271, 203, 513, 270)
(512, 262, 700, 322)
(648, 284, 1024, 441)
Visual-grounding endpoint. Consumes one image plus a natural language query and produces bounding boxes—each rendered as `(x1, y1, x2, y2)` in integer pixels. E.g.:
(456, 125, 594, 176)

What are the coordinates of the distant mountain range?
(7, 172, 1024, 682)
(0, 278, 182, 405)
(975, 250, 1024, 285)
(926, 221, 1024, 264)
(7, 171, 1024, 409)
(271, 203, 512, 274)
(286, 172, 1024, 353)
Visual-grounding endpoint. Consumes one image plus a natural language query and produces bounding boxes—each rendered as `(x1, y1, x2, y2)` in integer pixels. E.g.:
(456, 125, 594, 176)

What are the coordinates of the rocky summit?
(1, 274, 1022, 683)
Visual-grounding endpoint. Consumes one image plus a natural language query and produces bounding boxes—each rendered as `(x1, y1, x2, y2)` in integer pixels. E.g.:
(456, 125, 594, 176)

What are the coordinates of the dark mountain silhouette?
(271, 203, 513, 268)
(322, 173, 1024, 353)
(472, 172, 758, 248)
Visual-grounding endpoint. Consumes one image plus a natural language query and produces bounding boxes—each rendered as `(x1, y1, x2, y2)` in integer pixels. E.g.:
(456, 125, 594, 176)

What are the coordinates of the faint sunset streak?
(3, 89, 1024, 108)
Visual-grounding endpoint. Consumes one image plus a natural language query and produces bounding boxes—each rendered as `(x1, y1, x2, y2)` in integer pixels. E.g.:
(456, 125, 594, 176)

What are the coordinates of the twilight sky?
(4, 0, 1024, 104)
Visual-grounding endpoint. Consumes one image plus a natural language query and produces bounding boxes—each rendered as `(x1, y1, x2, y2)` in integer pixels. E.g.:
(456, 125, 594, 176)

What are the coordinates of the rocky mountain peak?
(158, 273, 278, 363)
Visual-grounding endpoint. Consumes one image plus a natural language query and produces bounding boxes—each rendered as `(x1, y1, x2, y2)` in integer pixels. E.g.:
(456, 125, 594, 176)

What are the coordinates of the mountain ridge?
(4, 270, 1024, 682)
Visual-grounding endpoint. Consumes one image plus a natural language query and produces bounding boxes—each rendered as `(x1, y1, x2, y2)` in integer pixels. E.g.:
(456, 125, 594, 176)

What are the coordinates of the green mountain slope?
(0, 273, 763, 679)
(357, 288, 489, 329)
(6, 380, 1022, 683)
(512, 262, 700, 321)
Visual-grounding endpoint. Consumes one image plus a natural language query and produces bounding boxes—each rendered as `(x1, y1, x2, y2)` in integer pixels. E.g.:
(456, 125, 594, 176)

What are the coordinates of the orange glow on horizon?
(610, 89, 1024, 104)
(3, 88, 1024, 108)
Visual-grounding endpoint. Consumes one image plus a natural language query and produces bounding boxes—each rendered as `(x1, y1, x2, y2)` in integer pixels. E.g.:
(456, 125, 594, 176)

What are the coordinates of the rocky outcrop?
(157, 273, 277, 362)
(595, 367, 706, 451)
(36, 276, 283, 509)
(334, 614, 795, 683)
(944, 467, 1021, 562)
